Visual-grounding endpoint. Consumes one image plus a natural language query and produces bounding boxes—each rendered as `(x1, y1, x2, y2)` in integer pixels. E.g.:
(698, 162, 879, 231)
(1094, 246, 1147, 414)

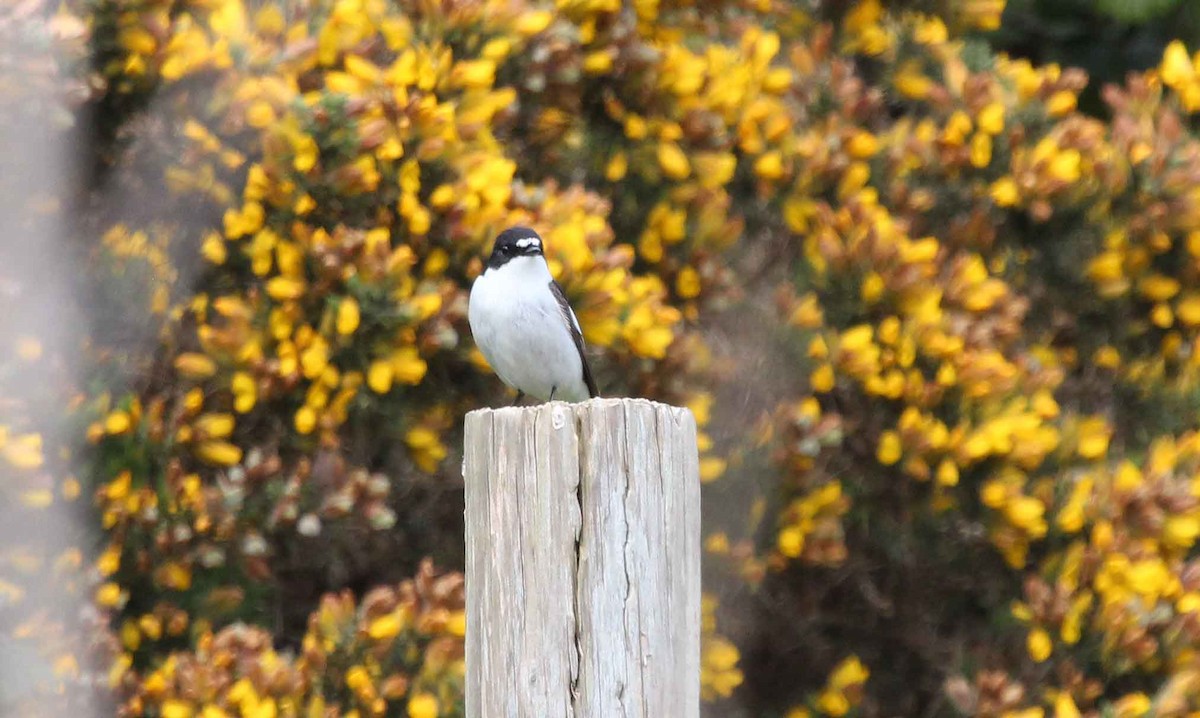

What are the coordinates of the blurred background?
(3, 0, 1200, 715)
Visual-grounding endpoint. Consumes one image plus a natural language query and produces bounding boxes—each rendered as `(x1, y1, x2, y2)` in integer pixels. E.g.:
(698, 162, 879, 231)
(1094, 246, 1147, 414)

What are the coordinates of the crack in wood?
(569, 406, 584, 713)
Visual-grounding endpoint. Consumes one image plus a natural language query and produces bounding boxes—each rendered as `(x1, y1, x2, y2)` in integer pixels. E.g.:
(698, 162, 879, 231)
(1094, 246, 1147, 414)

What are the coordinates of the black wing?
(548, 280, 599, 398)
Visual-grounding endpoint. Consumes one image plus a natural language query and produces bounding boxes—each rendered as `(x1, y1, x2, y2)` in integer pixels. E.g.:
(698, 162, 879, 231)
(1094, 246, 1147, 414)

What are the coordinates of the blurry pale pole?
(463, 398, 701, 717)
(0, 3, 97, 710)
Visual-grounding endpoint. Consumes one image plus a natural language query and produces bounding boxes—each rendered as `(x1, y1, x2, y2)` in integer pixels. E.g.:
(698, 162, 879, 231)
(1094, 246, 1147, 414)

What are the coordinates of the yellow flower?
(1031, 390, 1059, 418)
(699, 457, 727, 483)
(977, 102, 1005, 135)
(1046, 90, 1076, 116)
(778, 526, 804, 557)
(790, 294, 823, 327)
(1055, 476, 1092, 533)
(846, 131, 878, 158)
(294, 406, 317, 434)
(811, 364, 835, 392)
(1164, 514, 1200, 550)
(300, 340, 329, 379)
(337, 297, 361, 335)
(1053, 694, 1081, 718)
(393, 347, 428, 384)
(700, 637, 743, 700)
(894, 61, 933, 99)
(628, 324, 675, 358)
(201, 232, 227, 264)
(828, 656, 869, 689)
(817, 691, 850, 717)
(1139, 274, 1181, 301)
(233, 371, 257, 413)
(98, 544, 121, 576)
(1075, 417, 1110, 459)
(196, 441, 243, 466)
(1047, 149, 1082, 183)
(625, 115, 648, 140)
(605, 152, 628, 181)
(1150, 302, 1173, 327)
(105, 410, 132, 435)
(1027, 627, 1051, 662)
(514, 11, 552, 35)
(293, 134, 319, 172)
(161, 700, 194, 718)
(1161, 40, 1194, 87)
(175, 353, 217, 379)
(294, 194, 316, 214)
(657, 142, 691, 180)
(843, 0, 890, 55)
(876, 431, 902, 466)
(839, 324, 874, 353)
(753, 151, 784, 180)
(139, 614, 162, 641)
(157, 561, 192, 591)
(1112, 693, 1151, 718)
(104, 471, 132, 502)
(266, 277, 306, 301)
(936, 459, 959, 486)
(1094, 348, 1118, 372)
(583, 50, 614, 74)
(194, 413, 235, 439)
(96, 582, 126, 608)
(970, 133, 992, 168)
(1005, 495, 1046, 535)
(676, 266, 701, 299)
(108, 653, 131, 688)
(1126, 558, 1170, 599)
(452, 59, 496, 89)
(407, 693, 439, 718)
(245, 100, 276, 128)
(1176, 293, 1200, 325)
(224, 202, 265, 238)
(406, 426, 447, 473)
(367, 612, 404, 640)
(368, 359, 394, 394)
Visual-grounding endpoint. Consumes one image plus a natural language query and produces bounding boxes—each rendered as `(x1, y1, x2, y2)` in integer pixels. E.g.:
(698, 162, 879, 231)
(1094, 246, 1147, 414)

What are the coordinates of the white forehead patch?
(515, 237, 541, 250)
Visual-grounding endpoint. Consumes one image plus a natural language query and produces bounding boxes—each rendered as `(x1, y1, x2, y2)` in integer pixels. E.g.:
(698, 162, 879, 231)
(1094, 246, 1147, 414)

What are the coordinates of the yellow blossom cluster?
(3, 0, 742, 713)
(1076, 63, 1200, 402)
(1009, 434, 1200, 705)
(785, 655, 869, 718)
(66, 0, 708, 677)
(117, 560, 465, 717)
(724, 4, 1200, 715)
(700, 594, 744, 701)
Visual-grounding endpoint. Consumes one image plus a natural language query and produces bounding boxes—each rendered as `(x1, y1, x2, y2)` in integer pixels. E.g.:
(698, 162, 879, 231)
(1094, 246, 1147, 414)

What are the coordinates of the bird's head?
(486, 227, 544, 270)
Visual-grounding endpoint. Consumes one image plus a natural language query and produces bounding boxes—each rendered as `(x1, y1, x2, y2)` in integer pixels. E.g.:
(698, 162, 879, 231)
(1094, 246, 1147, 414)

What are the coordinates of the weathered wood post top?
(463, 397, 701, 718)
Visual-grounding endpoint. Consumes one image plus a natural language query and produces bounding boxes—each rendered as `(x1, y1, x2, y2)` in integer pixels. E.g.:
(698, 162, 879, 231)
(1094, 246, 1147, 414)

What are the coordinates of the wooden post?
(463, 398, 701, 717)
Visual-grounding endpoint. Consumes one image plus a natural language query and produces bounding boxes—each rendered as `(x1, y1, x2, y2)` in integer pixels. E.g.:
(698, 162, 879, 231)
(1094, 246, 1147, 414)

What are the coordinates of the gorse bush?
(3, 0, 1200, 715)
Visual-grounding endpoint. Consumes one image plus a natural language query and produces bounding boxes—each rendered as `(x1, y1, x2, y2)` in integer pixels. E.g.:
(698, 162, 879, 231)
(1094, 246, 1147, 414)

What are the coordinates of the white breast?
(468, 256, 590, 402)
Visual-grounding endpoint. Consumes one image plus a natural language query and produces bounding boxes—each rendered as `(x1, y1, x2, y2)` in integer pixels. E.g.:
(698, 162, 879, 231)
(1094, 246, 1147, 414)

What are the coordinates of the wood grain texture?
(464, 398, 700, 718)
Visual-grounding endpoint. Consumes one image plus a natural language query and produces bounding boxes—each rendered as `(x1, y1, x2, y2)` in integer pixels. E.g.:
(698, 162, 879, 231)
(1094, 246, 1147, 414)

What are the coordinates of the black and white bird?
(468, 227, 599, 403)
